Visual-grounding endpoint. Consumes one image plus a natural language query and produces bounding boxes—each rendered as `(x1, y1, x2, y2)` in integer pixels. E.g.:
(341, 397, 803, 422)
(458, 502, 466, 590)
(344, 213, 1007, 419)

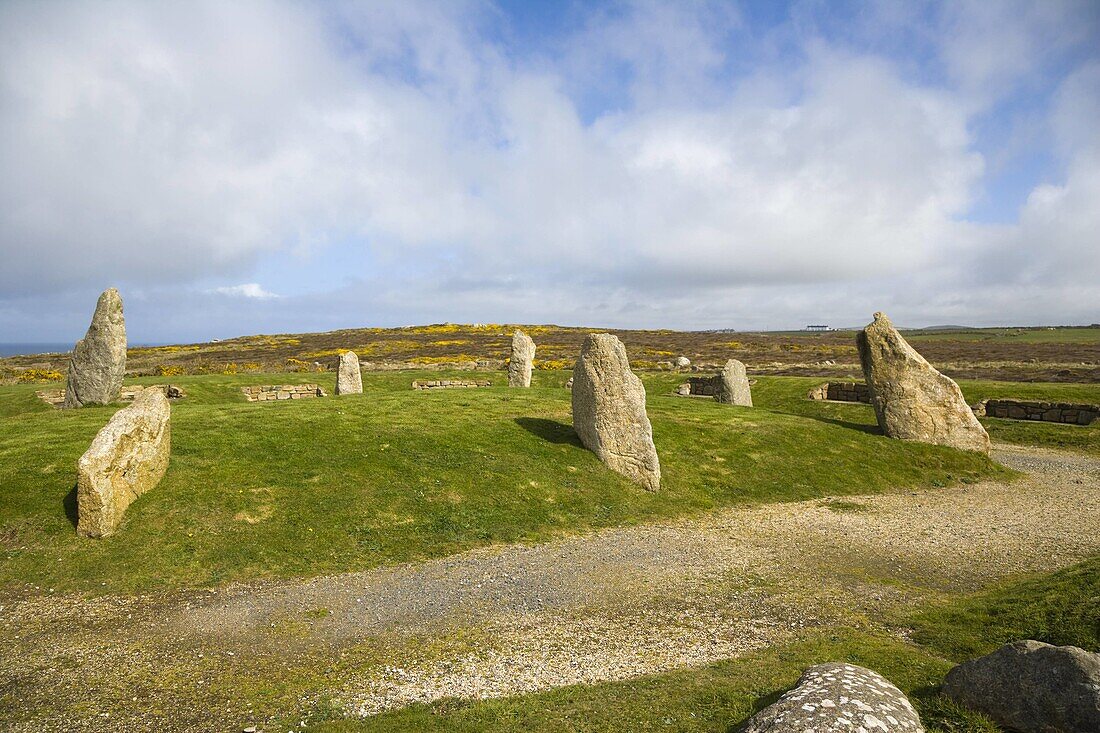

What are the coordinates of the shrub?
(152, 364, 185, 377)
(17, 369, 63, 383)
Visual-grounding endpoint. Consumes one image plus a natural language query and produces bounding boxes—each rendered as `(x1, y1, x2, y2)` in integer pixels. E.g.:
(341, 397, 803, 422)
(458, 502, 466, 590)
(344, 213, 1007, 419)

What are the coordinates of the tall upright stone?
(77, 388, 171, 538)
(715, 359, 752, 406)
(335, 351, 363, 395)
(508, 330, 536, 388)
(64, 288, 127, 408)
(571, 333, 661, 491)
(858, 312, 990, 453)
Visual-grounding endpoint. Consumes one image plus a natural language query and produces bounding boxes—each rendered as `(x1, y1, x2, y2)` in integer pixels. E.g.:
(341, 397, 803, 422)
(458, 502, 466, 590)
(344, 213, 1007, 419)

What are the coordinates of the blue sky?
(0, 0, 1098, 342)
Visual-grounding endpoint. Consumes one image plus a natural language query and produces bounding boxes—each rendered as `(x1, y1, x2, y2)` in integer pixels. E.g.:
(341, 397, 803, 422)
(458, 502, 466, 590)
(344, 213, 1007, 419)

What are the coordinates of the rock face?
(742, 663, 924, 732)
(335, 351, 363, 395)
(571, 333, 660, 491)
(64, 288, 127, 408)
(858, 312, 990, 453)
(942, 640, 1100, 732)
(715, 359, 752, 406)
(508, 330, 536, 388)
(77, 388, 171, 538)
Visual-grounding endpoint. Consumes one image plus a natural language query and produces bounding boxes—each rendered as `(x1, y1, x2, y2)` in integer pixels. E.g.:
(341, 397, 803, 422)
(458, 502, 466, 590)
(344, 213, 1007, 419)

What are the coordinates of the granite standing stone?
(858, 312, 990, 453)
(571, 333, 660, 491)
(742, 663, 925, 732)
(942, 640, 1100, 732)
(715, 358, 752, 406)
(508, 330, 536, 388)
(335, 351, 363, 395)
(64, 288, 127, 408)
(77, 389, 171, 538)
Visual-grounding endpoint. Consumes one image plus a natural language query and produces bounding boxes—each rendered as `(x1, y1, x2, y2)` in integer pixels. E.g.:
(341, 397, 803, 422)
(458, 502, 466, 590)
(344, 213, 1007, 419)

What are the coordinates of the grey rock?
(942, 640, 1100, 732)
(64, 288, 127, 408)
(335, 351, 363, 395)
(715, 359, 752, 406)
(571, 333, 660, 491)
(508, 330, 536, 388)
(676, 383, 691, 396)
(742, 662, 924, 732)
(77, 388, 171, 538)
(674, 356, 691, 368)
(858, 312, 990, 453)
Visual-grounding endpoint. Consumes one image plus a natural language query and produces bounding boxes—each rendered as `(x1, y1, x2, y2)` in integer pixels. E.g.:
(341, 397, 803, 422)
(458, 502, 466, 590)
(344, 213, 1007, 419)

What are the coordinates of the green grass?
(0, 371, 1009, 594)
(313, 558, 1100, 733)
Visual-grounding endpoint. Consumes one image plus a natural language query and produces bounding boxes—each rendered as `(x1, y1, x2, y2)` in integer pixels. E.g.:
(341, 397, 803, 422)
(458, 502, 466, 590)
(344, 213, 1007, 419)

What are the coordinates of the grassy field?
(905, 326, 1100, 344)
(314, 558, 1100, 732)
(0, 371, 1031, 595)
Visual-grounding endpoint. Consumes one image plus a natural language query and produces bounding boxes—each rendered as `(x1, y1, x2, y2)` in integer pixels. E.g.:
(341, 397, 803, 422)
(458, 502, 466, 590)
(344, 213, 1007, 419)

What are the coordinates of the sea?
(0, 343, 73, 357)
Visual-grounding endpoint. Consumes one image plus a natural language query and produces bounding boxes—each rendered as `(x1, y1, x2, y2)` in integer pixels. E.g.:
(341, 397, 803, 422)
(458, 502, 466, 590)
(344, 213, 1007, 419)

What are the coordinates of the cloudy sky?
(1, 0, 1098, 343)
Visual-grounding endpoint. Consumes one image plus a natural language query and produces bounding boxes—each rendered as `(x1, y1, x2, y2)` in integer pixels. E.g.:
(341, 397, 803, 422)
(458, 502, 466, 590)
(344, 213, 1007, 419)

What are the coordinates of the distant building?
(805, 325, 831, 332)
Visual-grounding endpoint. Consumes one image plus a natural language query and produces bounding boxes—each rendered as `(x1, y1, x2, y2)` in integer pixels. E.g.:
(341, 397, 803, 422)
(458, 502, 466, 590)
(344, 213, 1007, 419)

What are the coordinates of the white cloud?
(0, 0, 1096, 340)
(212, 283, 279, 299)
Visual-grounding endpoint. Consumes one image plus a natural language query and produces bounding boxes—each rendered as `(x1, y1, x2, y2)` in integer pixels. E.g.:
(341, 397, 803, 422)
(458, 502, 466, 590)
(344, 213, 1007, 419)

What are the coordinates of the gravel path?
(3, 445, 1098, 731)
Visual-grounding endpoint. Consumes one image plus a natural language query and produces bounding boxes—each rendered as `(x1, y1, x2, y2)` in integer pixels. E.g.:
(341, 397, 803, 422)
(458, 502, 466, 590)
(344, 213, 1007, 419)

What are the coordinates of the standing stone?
(508, 330, 536, 388)
(942, 640, 1100, 732)
(858, 312, 990, 453)
(742, 663, 924, 732)
(77, 389, 171, 538)
(571, 333, 661, 491)
(64, 288, 127, 408)
(715, 359, 752, 406)
(335, 351, 363, 395)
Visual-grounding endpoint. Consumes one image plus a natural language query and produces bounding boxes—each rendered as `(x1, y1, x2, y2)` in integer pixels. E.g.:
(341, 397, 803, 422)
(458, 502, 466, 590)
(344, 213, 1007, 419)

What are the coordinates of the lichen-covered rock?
(742, 663, 924, 732)
(942, 640, 1100, 732)
(715, 359, 752, 406)
(335, 351, 363, 395)
(571, 333, 660, 491)
(77, 389, 171, 538)
(64, 288, 127, 408)
(858, 312, 989, 453)
(508, 330, 536, 388)
(674, 356, 691, 368)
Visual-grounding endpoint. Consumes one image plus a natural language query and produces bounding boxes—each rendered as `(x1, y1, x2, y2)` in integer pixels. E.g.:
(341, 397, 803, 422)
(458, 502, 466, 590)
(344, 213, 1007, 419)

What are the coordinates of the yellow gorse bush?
(17, 368, 64, 382)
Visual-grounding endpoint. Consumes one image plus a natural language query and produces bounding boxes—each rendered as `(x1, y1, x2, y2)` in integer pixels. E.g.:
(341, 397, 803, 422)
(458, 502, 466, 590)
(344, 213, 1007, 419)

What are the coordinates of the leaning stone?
(942, 640, 1100, 732)
(858, 312, 990, 453)
(571, 333, 660, 491)
(64, 288, 127, 408)
(742, 662, 924, 732)
(714, 359, 752, 406)
(508, 330, 536, 388)
(335, 351, 363, 395)
(77, 389, 171, 538)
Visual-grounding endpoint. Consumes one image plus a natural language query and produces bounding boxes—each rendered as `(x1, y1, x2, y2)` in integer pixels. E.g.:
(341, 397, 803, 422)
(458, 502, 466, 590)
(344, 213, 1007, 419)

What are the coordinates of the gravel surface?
(2, 445, 1098, 731)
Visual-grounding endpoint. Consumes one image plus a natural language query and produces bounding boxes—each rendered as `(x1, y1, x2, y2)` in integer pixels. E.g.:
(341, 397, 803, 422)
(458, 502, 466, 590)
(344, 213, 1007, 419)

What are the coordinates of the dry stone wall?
(242, 384, 327, 401)
(413, 379, 492, 390)
(807, 381, 872, 403)
(975, 399, 1098, 425)
(38, 384, 185, 407)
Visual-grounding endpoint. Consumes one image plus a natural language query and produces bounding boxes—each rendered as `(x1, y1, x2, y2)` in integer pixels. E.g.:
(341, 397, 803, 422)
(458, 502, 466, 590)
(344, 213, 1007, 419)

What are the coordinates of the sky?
(1, 0, 1098, 343)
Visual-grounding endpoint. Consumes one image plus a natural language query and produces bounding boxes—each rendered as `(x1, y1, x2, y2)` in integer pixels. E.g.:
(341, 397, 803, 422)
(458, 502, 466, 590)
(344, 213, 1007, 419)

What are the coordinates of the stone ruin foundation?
(242, 384, 327, 401)
(678, 375, 757, 397)
(806, 382, 872, 403)
(37, 383, 185, 407)
(412, 379, 492, 390)
(974, 399, 1098, 426)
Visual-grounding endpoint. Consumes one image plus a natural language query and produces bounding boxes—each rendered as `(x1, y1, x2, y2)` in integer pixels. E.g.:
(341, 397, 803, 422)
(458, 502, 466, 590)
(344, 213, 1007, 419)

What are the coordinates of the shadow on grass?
(514, 417, 583, 447)
(726, 686, 789, 732)
(63, 483, 78, 528)
(804, 414, 883, 435)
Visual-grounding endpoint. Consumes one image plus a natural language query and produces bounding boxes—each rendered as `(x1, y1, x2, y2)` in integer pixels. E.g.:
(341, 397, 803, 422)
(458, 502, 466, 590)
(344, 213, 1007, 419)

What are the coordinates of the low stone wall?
(807, 382, 871, 403)
(412, 379, 492, 390)
(37, 384, 185, 407)
(242, 384, 327, 402)
(687, 375, 722, 396)
(975, 399, 1098, 425)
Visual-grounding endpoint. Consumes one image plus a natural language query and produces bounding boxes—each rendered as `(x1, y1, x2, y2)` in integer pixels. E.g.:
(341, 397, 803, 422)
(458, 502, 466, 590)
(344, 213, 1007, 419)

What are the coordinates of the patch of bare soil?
(2, 446, 1098, 731)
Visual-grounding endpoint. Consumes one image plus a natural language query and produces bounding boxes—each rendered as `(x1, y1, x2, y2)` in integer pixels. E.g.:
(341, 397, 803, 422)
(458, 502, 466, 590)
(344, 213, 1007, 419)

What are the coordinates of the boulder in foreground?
(715, 358, 752, 406)
(742, 662, 924, 732)
(571, 333, 660, 491)
(64, 288, 127, 408)
(858, 312, 989, 453)
(942, 640, 1100, 732)
(335, 351, 363, 395)
(77, 388, 171, 538)
(508, 330, 536, 388)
